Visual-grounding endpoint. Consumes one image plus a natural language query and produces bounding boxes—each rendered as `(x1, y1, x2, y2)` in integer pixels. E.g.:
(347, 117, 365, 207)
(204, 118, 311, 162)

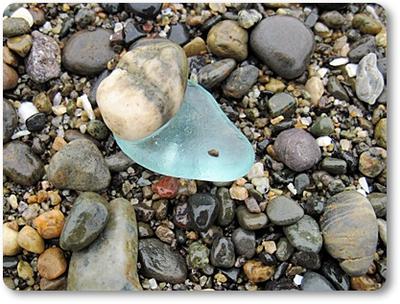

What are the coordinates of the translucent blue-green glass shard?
(115, 81, 255, 182)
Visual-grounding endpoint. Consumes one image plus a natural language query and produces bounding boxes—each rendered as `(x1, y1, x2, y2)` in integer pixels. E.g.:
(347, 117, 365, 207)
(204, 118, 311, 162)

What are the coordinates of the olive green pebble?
(375, 118, 387, 148)
(187, 241, 210, 269)
(86, 120, 109, 141)
(3, 17, 31, 38)
(310, 116, 334, 137)
(33, 92, 52, 113)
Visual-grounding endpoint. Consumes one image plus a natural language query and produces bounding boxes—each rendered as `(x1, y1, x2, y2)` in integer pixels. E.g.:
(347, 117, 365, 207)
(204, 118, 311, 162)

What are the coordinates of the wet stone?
(48, 139, 111, 191)
(222, 65, 259, 99)
(198, 59, 236, 90)
(216, 187, 235, 227)
(321, 158, 347, 175)
(321, 260, 350, 291)
(236, 205, 268, 230)
(67, 198, 142, 291)
(266, 196, 304, 225)
(210, 237, 235, 268)
(232, 227, 256, 259)
(274, 128, 321, 172)
(139, 238, 187, 284)
(3, 141, 44, 186)
(250, 15, 314, 79)
(309, 116, 334, 137)
(60, 192, 109, 251)
(3, 100, 18, 143)
(301, 271, 335, 291)
(62, 29, 115, 76)
(356, 53, 384, 105)
(283, 215, 323, 253)
(124, 3, 162, 18)
(267, 92, 297, 117)
(188, 194, 219, 232)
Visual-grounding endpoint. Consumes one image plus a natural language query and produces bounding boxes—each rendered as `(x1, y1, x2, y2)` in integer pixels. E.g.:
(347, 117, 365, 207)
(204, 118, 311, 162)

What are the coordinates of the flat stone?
(266, 196, 304, 225)
(3, 100, 18, 143)
(48, 139, 111, 191)
(358, 147, 386, 178)
(250, 16, 314, 79)
(367, 192, 386, 218)
(321, 157, 347, 175)
(274, 128, 321, 172)
(232, 227, 255, 259)
(222, 65, 259, 99)
(26, 31, 61, 83)
(3, 63, 19, 90)
(38, 247, 67, 280)
(198, 59, 236, 90)
(327, 76, 349, 101)
(124, 21, 146, 45)
(188, 193, 219, 231)
(305, 76, 324, 105)
(6, 34, 32, 57)
(60, 192, 109, 251)
(283, 215, 323, 253)
(309, 116, 334, 137)
(105, 151, 134, 172)
(236, 205, 268, 230)
(301, 271, 335, 291)
(139, 238, 187, 283)
(183, 37, 207, 57)
(62, 28, 115, 76)
(3, 141, 44, 186)
(168, 23, 190, 45)
(356, 53, 384, 105)
(210, 236, 235, 268)
(68, 198, 142, 291)
(348, 35, 376, 63)
(3, 17, 30, 37)
(267, 92, 297, 117)
(207, 20, 248, 61)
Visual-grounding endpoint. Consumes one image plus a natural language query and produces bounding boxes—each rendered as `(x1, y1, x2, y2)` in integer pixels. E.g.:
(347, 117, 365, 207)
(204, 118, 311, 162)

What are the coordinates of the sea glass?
(115, 81, 255, 182)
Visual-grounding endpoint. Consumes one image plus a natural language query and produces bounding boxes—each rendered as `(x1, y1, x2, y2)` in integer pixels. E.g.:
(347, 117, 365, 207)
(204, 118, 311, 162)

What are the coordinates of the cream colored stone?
(305, 76, 324, 106)
(3, 223, 21, 256)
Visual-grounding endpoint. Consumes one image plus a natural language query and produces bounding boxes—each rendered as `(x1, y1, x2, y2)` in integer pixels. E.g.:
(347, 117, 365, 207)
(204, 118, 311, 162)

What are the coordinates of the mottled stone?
(243, 260, 275, 283)
(250, 16, 314, 79)
(222, 65, 259, 98)
(3, 17, 30, 37)
(367, 192, 387, 218)
(26, 31, 61, 83)
(207, 20, 248, 61)
(274, 128, 321, 172)
(375, 118, 387, 148)
(198, 59, 236, 90)
(3, 141, 44, 186)
(305, 76, 324, 105)
(97, 38, 188, 141)
(291, 251, 321, 270)
(124, 3, 162, 18)
(60, 192, 109, 251)
(266, 196, 304, 225)
(320, 191, 378, 276)
(187, 241, 210, 269)
(48, 139, 111, 191)
(283, 215, 323, 253)
(232, 227, 255, 259)
(86, 120, 109, 141)
(352, 13, 382, 35)
(358, 147, 387, 178)
(238, 9, 262, 29)
(68, 198, 142, 291)
(356, 53, 384, 105)
(216, 187, 235, 227)
(210, 237, 235, 268)
(348, 35, 376, 63)
(33, 210, 65, 239)
(188, 193, 219, 231)
(6, 34, 32, 57)
(62, 29, 115, 76)
(139, 238, 187, 283)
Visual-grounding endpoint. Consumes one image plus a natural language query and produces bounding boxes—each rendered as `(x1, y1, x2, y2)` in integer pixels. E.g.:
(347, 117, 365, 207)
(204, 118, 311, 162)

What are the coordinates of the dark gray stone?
(168, 23, 190, 45)
(62, 29, 115, 76)
(124, 3, 162, 18)
(327, 76, 349, 101)
(48, 139, 111, 191)
(236, 205, 268, 230)
(105, 151, 134, 172)
(320, 158, 347, 175)
(301, 271, 336, 291)
(3, 141, 44, 186)
(291, 251, 321, 270)
(210, 237, 235, 268)
(250, 16, 314, 79)
(216, 187, 235, 227)
(367, 192, 387, 218)
(232, 227, 255, 259)
(309, 116, 334, 137)
(274, 128, 321, 172)
(124, 21, 146, 45)
(67, 198, 142, 291)
(198, 59, 236, 90)
(60, 192, 109, 251)
(267, 92, 297, 117)
(348, 35, 376, 63)
(266, 196, 304, 225)
(294, 173, 310, 194)
(276, 237, 294, 262)
(75, 8, 95, 28)
(3, 100, 18, 143)
(188, 194, 219, 232)
(139, 238, 187, 283)
(88, 70, 111, 105)
(222, 65, 259, 98)
(321, 260, 350, 290)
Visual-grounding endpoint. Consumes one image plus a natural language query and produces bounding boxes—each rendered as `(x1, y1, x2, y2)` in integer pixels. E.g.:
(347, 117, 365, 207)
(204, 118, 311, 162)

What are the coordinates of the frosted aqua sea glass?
(115, 81, 255, 182)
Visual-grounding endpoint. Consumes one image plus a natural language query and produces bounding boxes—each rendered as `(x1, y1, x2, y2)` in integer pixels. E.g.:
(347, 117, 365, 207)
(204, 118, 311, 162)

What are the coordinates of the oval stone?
(274, 128, 321, 172)
(250, 16, 314, 79)
(356, 53, 384, 105)
(138, 238, 187, 284)
(67, 198, 142, 291)
(97, 38, 188, 141)
(188, 193, 219, 232)
(320, 191, 378, 276)
(266, 196, 304, 225)
(198, 59, 236, 90)
(60, 192, 109, 251)
(210, 236, 235, 268)
(3, 99, 18, 143)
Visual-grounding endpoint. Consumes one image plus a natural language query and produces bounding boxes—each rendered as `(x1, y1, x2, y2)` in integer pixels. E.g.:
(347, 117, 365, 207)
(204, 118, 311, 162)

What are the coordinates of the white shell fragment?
(329, 57, 349, 67)
(78, 94, 95, 121)
(11, 130, 31, 140)
(356, 53, 384, 105)
(18, 102, 39, 123)
(11, 7, 34, 27)
(345, 63, 358, 78)
(316, 136, 332, 147)
(293, 274, 303, 286)
(359, 177, 370, 194)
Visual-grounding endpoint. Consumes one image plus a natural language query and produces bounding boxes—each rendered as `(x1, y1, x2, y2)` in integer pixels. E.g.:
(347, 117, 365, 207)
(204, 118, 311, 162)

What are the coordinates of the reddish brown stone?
(152, 176, 179, 199)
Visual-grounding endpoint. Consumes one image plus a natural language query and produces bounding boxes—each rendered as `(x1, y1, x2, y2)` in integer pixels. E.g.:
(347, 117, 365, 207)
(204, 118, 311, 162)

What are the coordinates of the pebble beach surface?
(3, 3, 387, 291)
